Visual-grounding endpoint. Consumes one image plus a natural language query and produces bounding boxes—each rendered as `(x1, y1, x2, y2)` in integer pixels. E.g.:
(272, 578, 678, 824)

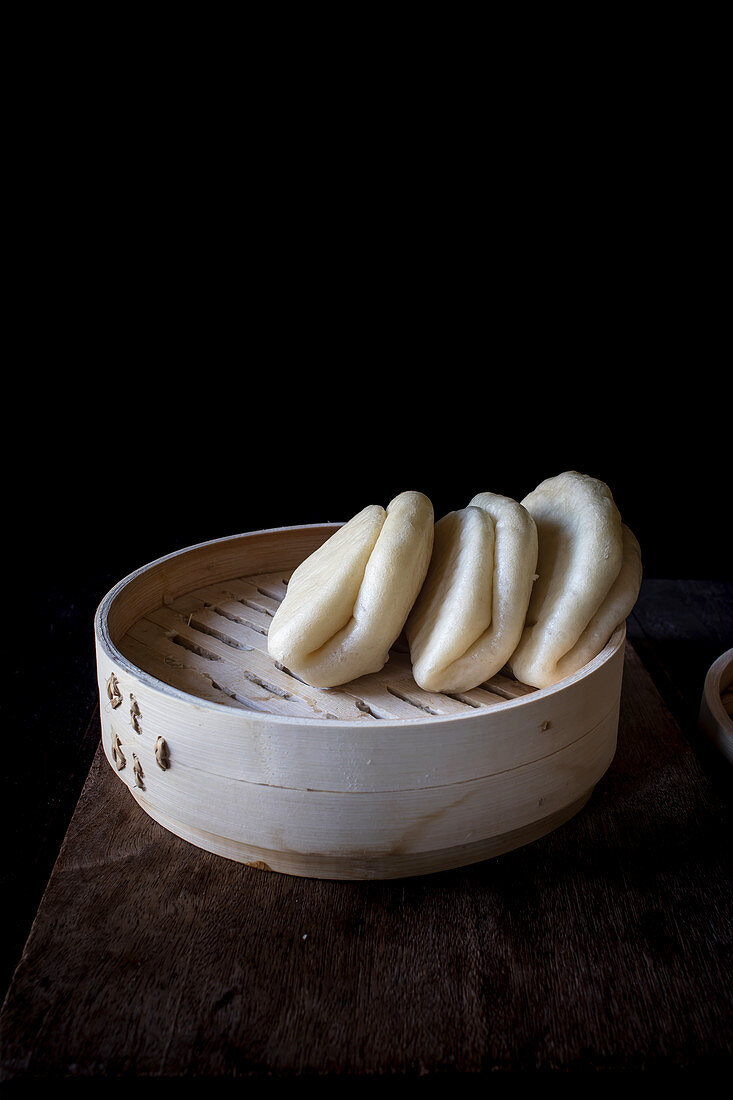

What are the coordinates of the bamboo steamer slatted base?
(94, 524, 626, 880)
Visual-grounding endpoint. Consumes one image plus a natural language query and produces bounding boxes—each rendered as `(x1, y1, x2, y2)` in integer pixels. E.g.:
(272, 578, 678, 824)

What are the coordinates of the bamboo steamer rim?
(95, 523, 627, 729)
(699, 646, 733, 763)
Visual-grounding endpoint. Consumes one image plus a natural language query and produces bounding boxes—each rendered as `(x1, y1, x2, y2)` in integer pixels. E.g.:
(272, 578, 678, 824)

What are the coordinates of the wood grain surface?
(1, 640, 730, 1082)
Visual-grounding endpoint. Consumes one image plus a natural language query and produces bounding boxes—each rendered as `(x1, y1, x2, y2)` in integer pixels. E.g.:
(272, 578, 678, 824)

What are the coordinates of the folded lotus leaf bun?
(267, 490, 434, 689)
(507, 471, 643, 688)
(406, 492, 538, 693)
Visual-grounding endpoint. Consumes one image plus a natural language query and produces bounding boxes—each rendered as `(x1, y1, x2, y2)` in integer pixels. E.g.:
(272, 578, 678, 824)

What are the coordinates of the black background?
(10, 82, 730, 593)
(13, 216, 729, 589)
(18, 373, 730, 595)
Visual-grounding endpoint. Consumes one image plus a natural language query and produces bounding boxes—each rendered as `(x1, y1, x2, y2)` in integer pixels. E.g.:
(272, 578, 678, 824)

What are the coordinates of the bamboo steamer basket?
(94, 523, 627, 880)
(698, 647, 733, 765)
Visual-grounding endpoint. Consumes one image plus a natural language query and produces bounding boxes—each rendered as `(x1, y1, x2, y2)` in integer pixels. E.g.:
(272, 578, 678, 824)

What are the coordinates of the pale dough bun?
(406, 492, 538, 693)
(507, 471, 642, 689)
(267, 491, 434, 689)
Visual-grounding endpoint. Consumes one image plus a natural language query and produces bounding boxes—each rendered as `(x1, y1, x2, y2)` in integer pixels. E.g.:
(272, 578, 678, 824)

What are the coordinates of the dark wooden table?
(1, 580, 731, 1085)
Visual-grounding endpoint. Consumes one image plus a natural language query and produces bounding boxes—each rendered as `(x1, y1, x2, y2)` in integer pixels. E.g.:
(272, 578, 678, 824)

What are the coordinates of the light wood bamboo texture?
(698, 646, 733, 765)
(95, 524, 627, 879)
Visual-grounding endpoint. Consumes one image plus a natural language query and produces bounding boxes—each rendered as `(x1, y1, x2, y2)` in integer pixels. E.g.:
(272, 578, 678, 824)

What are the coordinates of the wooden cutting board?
(1, 643, 731, 1079)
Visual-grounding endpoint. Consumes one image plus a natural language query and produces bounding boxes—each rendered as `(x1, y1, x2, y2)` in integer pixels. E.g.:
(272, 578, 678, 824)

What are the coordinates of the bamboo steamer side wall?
(698, 647, 733, 765)
(107, 705, 618, 855)
(95, 629, 625, 793)
(135, 793, 597, 880)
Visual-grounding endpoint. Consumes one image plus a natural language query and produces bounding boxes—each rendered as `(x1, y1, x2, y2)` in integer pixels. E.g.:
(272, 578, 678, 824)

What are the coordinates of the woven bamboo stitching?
(107, 674, 123, 709)
(155, 736, 170, 771)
